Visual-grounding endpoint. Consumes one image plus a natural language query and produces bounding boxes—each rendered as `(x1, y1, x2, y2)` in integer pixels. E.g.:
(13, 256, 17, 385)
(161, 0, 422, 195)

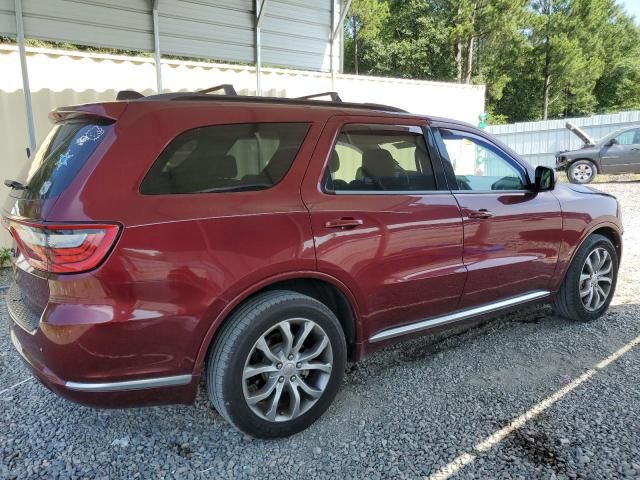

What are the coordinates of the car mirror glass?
(534, 166, 555, 192)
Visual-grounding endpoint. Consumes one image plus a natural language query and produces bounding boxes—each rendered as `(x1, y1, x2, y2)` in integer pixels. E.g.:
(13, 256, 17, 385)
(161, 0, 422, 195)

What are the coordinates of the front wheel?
(207, 290, 347, 438)
(552, 234, 618, 322)
(567, 160, 597, 184)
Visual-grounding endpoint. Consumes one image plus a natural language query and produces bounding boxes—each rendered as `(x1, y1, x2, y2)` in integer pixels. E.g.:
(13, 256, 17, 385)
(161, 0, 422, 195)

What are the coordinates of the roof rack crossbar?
(297, 92, 342, 102)
(198, 84, 238, 96)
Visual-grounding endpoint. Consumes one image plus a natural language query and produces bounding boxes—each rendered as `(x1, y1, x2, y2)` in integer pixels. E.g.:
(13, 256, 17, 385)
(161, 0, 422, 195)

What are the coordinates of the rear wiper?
(4, 179, 28, 190)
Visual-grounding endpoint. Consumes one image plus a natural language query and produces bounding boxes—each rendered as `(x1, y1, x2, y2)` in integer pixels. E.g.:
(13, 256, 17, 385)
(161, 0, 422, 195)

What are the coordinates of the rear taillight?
(5, 220, 120, 273)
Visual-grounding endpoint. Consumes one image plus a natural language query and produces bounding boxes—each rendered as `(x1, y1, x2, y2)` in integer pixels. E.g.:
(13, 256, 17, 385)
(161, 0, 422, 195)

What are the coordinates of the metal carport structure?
(0, 0, 352, 152)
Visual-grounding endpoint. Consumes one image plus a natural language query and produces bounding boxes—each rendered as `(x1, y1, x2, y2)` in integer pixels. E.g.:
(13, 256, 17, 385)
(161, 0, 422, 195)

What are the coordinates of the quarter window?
(436, 129, 527, 191)
(325, 124, 437, 192)
(141, 123, 309, 194)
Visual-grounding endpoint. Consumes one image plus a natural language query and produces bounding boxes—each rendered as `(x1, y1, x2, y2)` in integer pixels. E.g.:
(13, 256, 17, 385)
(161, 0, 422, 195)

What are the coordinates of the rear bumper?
(7, 294, 199, 408)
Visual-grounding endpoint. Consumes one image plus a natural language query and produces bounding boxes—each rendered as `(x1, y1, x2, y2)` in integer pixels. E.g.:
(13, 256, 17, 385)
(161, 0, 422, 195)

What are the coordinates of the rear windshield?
(22, 120, 111, 200)
(140, 123, 310, 195)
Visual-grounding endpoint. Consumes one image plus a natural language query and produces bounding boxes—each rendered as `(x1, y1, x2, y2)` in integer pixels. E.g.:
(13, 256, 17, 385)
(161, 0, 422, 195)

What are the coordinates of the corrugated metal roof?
(0, 0, 339, 71)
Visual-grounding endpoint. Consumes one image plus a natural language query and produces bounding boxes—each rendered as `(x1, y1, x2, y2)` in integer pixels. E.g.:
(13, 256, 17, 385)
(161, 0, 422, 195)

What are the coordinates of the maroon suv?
(4, 92, 622, 438)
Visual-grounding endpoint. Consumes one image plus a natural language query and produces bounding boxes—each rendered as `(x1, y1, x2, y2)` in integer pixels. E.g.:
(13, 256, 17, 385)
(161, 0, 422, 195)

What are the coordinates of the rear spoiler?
(565, 121, 595, 146)
(49, 103, 128, 123)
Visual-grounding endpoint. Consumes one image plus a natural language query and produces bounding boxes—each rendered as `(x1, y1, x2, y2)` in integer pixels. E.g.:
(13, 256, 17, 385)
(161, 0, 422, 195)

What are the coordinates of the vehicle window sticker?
(56, 151, 74, 168)
(75, 125, 105, 146)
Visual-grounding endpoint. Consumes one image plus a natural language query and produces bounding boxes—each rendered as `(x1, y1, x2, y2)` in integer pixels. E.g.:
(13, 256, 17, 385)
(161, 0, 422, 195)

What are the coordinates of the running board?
(369, 291, 550, 343)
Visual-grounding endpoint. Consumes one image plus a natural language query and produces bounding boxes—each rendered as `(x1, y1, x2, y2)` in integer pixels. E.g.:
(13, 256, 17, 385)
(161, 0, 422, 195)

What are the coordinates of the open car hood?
(566, 121, 595, 146)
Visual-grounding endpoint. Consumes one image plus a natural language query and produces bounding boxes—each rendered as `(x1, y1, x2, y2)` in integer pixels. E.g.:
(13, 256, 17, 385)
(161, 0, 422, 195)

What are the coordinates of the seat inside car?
(353, 149, 410, 190)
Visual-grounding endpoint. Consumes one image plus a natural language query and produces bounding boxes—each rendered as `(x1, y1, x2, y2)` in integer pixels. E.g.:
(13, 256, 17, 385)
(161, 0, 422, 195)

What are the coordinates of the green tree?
(343, 0, 389, 74)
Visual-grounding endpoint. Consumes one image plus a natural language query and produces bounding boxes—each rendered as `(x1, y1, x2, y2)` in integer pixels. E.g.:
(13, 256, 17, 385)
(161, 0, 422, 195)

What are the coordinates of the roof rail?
(134, 85, 408, 113)
(298, 92, 342, 102)
(198, 84, 238, 96)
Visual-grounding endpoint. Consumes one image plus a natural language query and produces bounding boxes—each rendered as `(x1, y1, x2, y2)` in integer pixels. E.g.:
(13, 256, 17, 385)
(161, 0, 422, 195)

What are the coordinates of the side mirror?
(534, 166, 555, 192)
(605, 138, 618, 147)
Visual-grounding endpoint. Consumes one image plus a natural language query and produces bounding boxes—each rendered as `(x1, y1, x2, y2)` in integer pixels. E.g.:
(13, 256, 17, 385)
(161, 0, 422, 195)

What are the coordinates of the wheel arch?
(552, 220, 622, 292)
(194, 272, 363, 374)
(568, 158, 600, 173)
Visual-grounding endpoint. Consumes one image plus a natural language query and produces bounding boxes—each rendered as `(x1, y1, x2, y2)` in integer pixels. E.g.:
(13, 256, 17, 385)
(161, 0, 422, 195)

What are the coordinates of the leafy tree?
(343, 0, 389, 74)
(341, 0, 640, 123)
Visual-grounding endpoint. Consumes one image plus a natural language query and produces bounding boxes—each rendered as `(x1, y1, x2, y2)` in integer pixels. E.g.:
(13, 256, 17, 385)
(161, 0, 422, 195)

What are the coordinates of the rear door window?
(22, 121, 111, 200)
(140, 123, 310, 194)
(325, 124, 437, 192)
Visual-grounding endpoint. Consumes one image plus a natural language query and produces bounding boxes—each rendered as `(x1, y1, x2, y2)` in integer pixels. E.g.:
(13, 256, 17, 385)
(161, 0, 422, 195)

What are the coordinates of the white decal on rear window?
(75, 126, 105, 146)
(39, 180, 52, 196)
(56, 152, 74, 168)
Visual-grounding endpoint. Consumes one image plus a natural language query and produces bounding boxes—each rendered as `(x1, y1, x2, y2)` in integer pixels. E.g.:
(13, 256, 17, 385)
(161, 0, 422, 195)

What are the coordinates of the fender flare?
(551, 219, 622, 291)
(192, 270, 363, 375)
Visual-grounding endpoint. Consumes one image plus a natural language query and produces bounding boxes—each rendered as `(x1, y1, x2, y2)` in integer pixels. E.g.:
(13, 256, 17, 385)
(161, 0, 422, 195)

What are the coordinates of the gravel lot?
(2, 182, 639, 480)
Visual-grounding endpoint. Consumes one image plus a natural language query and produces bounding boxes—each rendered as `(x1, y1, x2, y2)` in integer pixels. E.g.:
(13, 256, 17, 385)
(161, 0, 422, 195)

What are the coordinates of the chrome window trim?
(331, 190, 453, 196)
(369, 290, 550, 343)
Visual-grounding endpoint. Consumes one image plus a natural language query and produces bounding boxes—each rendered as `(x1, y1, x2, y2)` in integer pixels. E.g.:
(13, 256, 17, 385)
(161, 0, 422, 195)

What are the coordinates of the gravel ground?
(1, 182, 640, 480)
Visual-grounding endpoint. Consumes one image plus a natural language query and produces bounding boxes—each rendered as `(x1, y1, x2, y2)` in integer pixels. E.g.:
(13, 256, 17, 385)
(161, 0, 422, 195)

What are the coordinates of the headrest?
(264, 149, 296, 182)
(329, 150, 340, 173)
(362, 149, 397, 178)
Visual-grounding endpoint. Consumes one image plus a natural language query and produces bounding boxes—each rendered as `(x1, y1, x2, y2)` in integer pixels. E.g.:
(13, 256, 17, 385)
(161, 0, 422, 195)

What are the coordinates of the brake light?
(5, 221, 120, 273)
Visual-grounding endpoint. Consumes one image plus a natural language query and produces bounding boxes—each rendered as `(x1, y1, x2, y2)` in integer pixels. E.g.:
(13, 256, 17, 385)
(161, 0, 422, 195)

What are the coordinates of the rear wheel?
(567, 160, 597, 184)
(552, 234, 618, 322)
(207, 290, 346, 438)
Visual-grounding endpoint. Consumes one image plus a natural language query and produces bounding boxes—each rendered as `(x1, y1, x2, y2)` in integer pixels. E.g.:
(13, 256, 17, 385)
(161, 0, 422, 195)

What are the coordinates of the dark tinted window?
(325, 125, 437, 192)
(141, 123, 310, 194)
(22, 121, 111, 200)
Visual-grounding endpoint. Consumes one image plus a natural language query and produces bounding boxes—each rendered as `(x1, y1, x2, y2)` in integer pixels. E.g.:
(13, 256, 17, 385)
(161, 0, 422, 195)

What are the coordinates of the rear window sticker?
(75, 126, 105, 146)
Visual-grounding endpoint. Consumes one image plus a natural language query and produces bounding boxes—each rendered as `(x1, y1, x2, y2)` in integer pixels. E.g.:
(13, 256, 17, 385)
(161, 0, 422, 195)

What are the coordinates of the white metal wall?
(0, 0, 338, 71)
(487, 111, 640, 168)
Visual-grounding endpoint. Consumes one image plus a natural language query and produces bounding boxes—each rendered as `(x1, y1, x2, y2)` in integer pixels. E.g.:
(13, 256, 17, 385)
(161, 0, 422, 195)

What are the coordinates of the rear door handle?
(325, 217, 364, 229)
(465, 208, 494, 219)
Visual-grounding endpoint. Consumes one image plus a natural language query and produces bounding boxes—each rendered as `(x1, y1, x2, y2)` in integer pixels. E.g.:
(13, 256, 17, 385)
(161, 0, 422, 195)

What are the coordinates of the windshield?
(21, 120, 112, 200)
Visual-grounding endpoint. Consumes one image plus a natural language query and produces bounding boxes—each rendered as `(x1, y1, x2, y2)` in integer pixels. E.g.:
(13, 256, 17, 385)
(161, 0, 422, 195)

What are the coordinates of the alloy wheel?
(579, 247, 613, 311)
(572, 163, 594, 183)
(242, 318, 333, 422)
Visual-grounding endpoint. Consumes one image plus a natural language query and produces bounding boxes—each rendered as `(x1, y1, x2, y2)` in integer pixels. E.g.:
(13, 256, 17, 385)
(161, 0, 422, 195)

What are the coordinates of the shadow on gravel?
(391, 304, 556, 364)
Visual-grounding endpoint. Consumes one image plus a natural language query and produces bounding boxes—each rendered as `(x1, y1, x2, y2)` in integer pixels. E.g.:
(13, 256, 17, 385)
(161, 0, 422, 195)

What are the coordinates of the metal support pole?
(255, 0, 267, 96)
(152, 0, 162, 93)
(333, 0, 352, 41)
(331, 0, 336, 90)
(332, 0, 352, 87)
(15, 0, 36, 153)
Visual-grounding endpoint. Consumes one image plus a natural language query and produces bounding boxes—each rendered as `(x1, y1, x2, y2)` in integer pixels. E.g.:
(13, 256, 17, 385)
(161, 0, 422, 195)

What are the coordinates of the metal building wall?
(487, 111, 640, 168)
(0, 0, 337, 71)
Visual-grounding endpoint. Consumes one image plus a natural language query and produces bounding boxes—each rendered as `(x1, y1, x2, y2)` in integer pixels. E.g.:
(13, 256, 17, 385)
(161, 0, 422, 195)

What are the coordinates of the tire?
(552, 234, 618, 322)
(567, 160, 597, 184)
(207, 290, 347, 438)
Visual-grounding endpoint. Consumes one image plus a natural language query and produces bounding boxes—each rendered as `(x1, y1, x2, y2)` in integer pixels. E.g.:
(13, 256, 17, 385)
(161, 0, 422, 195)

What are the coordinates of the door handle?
(325, 217, 364, 229)
(631, 148, 640, 151)
(466, 208, 494, 219)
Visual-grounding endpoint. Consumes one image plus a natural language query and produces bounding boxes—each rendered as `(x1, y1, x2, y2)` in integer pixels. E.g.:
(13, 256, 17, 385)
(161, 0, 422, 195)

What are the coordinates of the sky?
(618, 0, 640, 24)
